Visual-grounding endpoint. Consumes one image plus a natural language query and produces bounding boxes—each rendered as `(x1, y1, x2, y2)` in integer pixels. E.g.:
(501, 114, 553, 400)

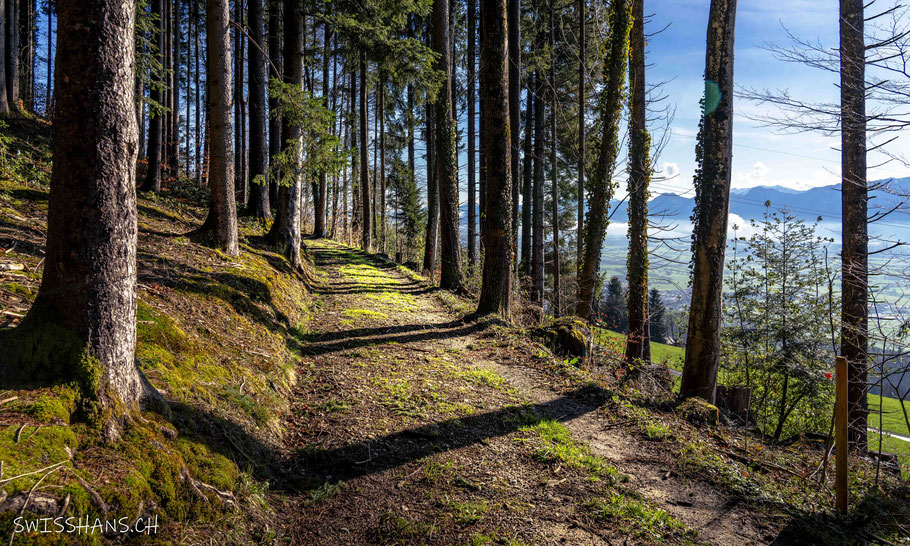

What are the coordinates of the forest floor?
(265, 240, 906, 545)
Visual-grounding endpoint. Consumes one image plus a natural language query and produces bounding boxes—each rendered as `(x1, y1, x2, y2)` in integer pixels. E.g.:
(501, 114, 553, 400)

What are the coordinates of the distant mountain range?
(609, 177, 910, 226)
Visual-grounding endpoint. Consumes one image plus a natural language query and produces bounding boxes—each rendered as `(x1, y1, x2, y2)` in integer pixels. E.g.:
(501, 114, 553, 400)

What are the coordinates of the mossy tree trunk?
(681, 0, 737, 404)
(196, 0, 239, 256)
(267, 0, 304, 269)
(475, 0, 512, 319)
(575, 0, 631, 320)
(839, 0, 868, 450)
(624, 0, 650, 364)
(0, 0, 164, 423)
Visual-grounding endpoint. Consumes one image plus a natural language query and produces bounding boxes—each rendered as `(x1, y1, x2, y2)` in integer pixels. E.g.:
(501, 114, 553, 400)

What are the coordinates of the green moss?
(519, 419, 619, 480)
(343, 308, 388, 319)
(137, 301, 191, 352)
(0, 425, 77, 492)
(585, 491, 689, 541)
(677, 397, 719, 426)
(0, 282, 33, 297)
(27, 386, 78, 423)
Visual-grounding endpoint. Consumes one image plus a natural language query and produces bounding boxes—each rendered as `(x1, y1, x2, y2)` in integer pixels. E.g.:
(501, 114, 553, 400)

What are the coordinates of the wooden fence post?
(836, 355, 848, 514)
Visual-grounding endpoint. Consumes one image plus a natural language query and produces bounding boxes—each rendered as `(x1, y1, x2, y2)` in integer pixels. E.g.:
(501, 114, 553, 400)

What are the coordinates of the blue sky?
(644, 0, 908, 197)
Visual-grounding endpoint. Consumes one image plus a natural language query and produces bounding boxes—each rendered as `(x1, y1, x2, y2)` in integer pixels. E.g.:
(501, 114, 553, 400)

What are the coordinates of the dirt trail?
(274, 241, 779, 545)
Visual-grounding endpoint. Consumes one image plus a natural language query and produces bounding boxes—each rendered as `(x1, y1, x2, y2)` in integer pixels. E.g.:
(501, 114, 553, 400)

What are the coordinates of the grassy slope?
(0, 118, 316, 544)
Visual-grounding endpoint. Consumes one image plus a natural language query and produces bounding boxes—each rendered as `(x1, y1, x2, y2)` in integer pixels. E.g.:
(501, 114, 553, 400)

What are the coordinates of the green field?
(869, 394, 910, 437)
(595, 329, 910, 448)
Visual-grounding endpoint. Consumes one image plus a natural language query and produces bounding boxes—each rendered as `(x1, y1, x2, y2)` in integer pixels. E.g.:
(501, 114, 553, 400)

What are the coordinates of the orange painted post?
(835, 355, 848, 514)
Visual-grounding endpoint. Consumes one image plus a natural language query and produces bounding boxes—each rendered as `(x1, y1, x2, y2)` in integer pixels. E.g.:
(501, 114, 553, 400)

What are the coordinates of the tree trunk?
(624, 0, 650, 364)
(508, 0, 520, 272)
(576, 0, 585, 271)
(379, 74, 386, 252)
(422, 98, 438, 277)
(549, 7, 560, 317)
(466, 0, 476, 267)
(433, 0, 463, 291)
(520, 76, 533, 274)
(17, 0, 32, 111)
(312, 23, 331, 237)
(359, 53, 371, 250)
(681, 0, 737, 403)
(267, 0, 281, 207)
(171, 0, 180, 178)
(141, 0, 164, 192)
(196, 0, 239, 255)
(0, 0, 164, 420)
(0, 0, 8, 115)
(5, 0, 19, 113)
(233, 0, 245, 202)
(246, 0, 270, 219)
(575, 0, 631, 320)
(839, 0, 868, 450)
(267, 0, 304, 268)
(194, 0, 201, 185)
(137, 77, 145, 161)
(532, 68, 544, 306)
(475, 0, 512, 319)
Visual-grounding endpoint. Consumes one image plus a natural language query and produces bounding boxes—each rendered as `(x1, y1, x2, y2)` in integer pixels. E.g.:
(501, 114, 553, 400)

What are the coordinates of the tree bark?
(549, 6, 560, 316)
(359, 53, 371, 250)
(422, 97, 438, 277)
(312, 23, 331, 237)
(267, 0, 281, 207)
(141, 0, 164, 192)
(196, 0, 239, 256)
(0, 0, 8, 115)
(575, 0, 631, 320)
(17, 0, 32, 111)
(378, 74, 386, 252)
(532, 67, 544, 305)
(5, 0, 19, 112)
(266, 0, 304, 268)
(508, 0, 520, 272)
(246, 0, 271, 219)
(233, 0, 245, 202)
(0, 0, 163, 419)
(624, 0, 650, 364)
(475, 0, 512, 319)
(576, 0, 585, 270)
(433, 0, 463, 291)
(467, 0, 476, 267)
(520, 75, 533, 275)
(839, 0, 868, 449)
(681, 0, 737, 403)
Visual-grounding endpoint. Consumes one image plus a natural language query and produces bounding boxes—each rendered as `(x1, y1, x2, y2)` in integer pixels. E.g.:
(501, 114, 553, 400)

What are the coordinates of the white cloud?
(733, 162, 839, 191)
(662, 162, 680, 178)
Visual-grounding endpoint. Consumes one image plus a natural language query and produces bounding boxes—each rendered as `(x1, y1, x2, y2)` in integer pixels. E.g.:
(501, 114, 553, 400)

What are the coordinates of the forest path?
(270, 240, 778, 545)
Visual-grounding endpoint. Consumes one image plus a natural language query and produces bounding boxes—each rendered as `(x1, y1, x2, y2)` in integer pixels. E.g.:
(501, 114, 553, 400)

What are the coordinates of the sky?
(28, 2, 909, 205)
(643, 0, 908, 198)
